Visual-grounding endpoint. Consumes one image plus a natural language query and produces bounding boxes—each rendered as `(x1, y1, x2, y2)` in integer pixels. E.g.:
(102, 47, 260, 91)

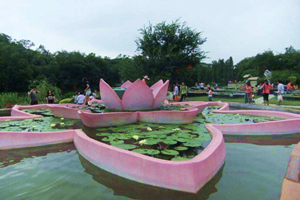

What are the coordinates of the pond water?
(0, 142, 296, 200)
(0, 106, 298, 199)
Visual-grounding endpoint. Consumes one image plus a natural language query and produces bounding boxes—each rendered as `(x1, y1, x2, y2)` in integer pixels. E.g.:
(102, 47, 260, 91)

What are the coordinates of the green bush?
(59, 98, 73, 104)
(29, 79, 62, 103)
(0, 93, 29, 108)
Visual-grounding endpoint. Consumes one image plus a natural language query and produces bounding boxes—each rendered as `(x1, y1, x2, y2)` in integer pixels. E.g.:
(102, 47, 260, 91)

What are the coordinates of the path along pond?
(0, 106, 299, 199)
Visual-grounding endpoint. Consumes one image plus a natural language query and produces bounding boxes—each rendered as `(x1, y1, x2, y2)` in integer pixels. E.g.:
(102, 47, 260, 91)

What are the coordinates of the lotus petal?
(150, 79, 164, 97)
(99, 79, 123, 110)
(120, 80, 132, 88)
(122, 79, 154, 110)
(152, 80, 169, 108)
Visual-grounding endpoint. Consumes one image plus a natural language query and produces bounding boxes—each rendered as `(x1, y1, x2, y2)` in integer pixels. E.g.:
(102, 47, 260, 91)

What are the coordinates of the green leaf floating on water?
(162, 140, 177, 145)
(132, 149, 150, 154)
(145, 139, 161, 145)
(161, 150, 179, 156)
(171, 157, 190, 161)
(96, 133, 111, 137)
(174, 146, 189, 151)
(112, 144, 137, 150)
(183, 141, 202, 147)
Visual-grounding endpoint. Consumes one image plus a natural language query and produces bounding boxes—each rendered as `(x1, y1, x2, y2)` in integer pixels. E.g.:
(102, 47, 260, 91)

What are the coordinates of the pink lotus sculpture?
(100, 79, 169, 111)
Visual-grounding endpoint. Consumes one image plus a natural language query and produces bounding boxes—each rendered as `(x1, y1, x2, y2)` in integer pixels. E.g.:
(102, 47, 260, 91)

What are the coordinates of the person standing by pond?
(83, 79, 91, 105)
(208, 87, 213, 101)
(244, 81, 252, 104)
(277, 80, 284, 106)
(46, 90, 55, 104)
(180, 82, 188, 101)
(173, 83, 179, 101)
(261, 80, 272, 106)
(28, 88, 40, 105)
(142, 75, 150, 85)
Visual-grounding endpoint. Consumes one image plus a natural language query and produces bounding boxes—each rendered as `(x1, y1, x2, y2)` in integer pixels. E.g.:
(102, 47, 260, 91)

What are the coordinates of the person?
(71, 92, 80, 104)
(92, 90, 97, 98)
(277, 80, 284, 106)
(28, 88, 40, 105)
(261, 80, 272, 106)
(77, 91, 86, 105)
(200, 82, 205, 90)
(83, 79, 91, 105)
(244, 81, 252, 104)
(208, 87, 213, 101)
(173, 83, 179, 101)
(180, 82, 188, 101)
(46, 90, 55, 104)
(287, 82, 292, 93)
(252, 85, 258, 104)
(214, 82, 218, 90)
(142, 75, 150, 85)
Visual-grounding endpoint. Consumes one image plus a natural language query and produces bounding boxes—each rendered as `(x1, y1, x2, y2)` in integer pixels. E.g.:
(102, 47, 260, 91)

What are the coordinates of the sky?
(0, 0, 299, 64)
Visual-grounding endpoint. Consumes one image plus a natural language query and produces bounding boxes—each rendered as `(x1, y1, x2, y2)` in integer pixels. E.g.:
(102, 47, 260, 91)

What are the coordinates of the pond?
(0, 106, 297, 199)
(0, 142, 295, 200)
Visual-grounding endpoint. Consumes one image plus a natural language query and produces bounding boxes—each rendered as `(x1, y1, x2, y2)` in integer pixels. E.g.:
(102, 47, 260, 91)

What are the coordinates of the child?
(208, 87, 213, 101)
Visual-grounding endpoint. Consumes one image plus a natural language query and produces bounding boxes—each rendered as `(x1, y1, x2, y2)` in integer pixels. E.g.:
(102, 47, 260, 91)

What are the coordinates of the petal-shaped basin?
(48, 104, 91, 119)
(79, 111, 138, 127)
(138, 108, 198, 124)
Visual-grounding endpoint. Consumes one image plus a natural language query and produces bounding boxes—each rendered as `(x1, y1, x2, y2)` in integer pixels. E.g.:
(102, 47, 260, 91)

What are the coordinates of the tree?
(135, 20, 206, 85)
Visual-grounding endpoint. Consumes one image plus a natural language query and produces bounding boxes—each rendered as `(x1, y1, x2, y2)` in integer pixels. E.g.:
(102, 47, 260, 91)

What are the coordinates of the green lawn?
(269, 97, 300, 106)
(187, 95, 245, 103)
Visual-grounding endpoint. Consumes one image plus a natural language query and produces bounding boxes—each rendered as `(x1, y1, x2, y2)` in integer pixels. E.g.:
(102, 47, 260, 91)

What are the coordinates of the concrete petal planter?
(73, 124, 226, 193)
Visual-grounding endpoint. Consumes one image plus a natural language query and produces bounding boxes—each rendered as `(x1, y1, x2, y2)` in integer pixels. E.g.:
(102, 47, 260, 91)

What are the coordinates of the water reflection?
(78, 153, 225, 200)
(224, 133, 300, 145)
(0, 143, 76, 167)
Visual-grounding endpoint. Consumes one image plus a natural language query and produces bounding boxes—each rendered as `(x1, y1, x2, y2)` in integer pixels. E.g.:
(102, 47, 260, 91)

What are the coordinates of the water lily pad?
(112, 144, 137, 150)
(162, 140, 177, 145)
(96, 133, 111, 137)
(132, 149, 149, 154)
(171, 157, 190, 161)
(145, 139, 160, 145)
(174, 146, 188, 151)
(146, 149, 160, 155)
(161, 150, 179, 156)
(110, 140, 124, 145)
(183, 141, 202, 147)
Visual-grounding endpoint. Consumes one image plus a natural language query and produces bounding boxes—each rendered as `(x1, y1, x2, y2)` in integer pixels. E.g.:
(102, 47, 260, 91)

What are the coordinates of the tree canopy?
(135, 20, 207, 84)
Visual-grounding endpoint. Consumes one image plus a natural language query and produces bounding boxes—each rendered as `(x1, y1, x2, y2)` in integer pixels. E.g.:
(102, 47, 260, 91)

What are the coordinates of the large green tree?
(135, 20, 206, 84)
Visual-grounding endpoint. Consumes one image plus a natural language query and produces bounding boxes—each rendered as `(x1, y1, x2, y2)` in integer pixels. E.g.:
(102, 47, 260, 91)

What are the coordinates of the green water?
(0, 106, 298, 199)
(0, 142, 296, 200)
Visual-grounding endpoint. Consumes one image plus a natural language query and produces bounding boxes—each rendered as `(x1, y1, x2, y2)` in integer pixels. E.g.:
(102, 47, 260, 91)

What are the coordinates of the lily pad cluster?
(22, 108, 53, 116)
(200, 106, 282, 124)
(159, 104, 191, 111)
(94, 122, 212, 161)
(0, 117, 81, 132)
(72, 103, 106, 113)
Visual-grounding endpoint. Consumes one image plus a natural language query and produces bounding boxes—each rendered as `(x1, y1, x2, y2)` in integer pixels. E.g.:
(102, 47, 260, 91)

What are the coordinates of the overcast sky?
(1, 0, 299, 64)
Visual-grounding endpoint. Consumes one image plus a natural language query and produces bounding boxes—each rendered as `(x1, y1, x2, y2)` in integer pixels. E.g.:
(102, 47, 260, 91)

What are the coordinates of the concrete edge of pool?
(280, 141, 300, 200)
(1, 102, 300, 195)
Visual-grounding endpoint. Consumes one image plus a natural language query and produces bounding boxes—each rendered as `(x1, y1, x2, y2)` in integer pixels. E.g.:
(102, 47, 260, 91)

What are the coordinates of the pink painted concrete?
(150, 79, 164, 97)
(214, 118, 300, 135)
(2, 105, 44, 122)
(122, 79, 154, 110)
(100, 79, 123, 110)
(100, 79, 169, 110)
(152, 80, 169, 109)
(48, 104, 91, 119)
(0, 130, 76, 149)
(73, 125, 225, 193)
(138, 108, 199, 124)
(169, 101, 209, 114)
(120, 80, 132, 88)
(280, 142, 300, 200)
(78, 111, 138, 127)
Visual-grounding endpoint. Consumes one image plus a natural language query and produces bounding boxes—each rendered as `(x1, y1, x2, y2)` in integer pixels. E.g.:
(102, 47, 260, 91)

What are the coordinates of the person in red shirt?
(245, 81, 252, 104)
(261, 80, 272, 105)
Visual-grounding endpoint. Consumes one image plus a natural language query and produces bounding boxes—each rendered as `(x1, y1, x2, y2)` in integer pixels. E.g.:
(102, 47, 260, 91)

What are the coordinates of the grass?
(269, 97, 300, 106)
(187, 95, 245, 103)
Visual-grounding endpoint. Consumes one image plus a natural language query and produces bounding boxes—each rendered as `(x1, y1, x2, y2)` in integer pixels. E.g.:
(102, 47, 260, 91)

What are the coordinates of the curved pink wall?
(48, 104, 91, 119)
(0, 130, 76, 149)
(79, 111, 138, 127)
(73, 126, 225, 193)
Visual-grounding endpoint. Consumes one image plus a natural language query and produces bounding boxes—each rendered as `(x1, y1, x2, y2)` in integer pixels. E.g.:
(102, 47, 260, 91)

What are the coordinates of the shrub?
(0, 93, 29, 108)
(59, 98, 73, 104)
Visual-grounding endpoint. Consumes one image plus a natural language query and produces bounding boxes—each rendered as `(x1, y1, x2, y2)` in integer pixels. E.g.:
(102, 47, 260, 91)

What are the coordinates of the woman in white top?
(173, 83, 179, 100)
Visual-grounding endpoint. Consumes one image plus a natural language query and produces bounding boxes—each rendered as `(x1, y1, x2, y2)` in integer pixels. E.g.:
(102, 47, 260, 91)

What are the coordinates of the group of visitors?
(28, 88, 56, 105)
(195, 82, 219, 90)
(172, 82, 188, 102)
